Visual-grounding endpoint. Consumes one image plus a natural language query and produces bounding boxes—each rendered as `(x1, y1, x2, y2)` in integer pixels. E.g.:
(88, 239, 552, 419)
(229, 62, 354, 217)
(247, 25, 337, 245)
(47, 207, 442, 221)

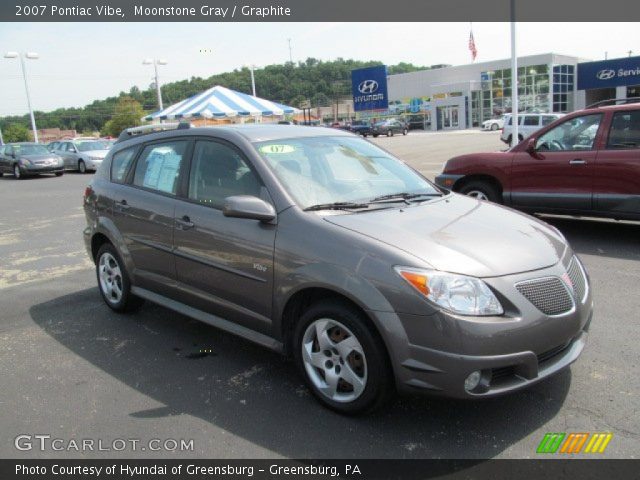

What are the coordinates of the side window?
(607, 110, 640, 149)
(524, 116, 539, 126)
(541, 115, 556, 126)
(111, 147, 137, 184)
(536, 114, 602, 152)
(188, 140, 261, 209)
(133, 140, 187, 195)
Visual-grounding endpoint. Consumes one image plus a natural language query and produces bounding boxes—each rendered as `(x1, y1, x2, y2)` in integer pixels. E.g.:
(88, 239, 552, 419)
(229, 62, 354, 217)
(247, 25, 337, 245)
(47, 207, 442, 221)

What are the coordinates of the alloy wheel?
(301, 318, 367, 403)
(466, 190, 489, 201)
(98, 252, 123, 305)
(14, 165, 21, 179)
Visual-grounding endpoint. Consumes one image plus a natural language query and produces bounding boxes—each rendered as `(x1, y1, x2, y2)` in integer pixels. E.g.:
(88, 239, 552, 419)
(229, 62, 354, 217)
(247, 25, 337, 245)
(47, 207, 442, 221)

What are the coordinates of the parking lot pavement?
(0, 132, 638, 459)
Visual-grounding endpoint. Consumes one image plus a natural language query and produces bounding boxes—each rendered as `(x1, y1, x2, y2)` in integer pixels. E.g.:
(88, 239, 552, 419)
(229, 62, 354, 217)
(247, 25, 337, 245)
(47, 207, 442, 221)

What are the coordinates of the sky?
(1, 22, 639, 116)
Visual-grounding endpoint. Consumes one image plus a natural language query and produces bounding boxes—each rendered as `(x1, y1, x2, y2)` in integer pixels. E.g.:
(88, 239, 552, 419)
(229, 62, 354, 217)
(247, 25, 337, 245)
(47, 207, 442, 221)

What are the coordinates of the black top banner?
(2, 0, 640, 22)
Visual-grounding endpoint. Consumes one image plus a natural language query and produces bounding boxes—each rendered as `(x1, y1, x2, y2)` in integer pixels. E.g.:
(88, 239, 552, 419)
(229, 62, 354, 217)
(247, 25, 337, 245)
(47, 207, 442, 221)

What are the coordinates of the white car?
(481, 116, 505, 131)
(500, 113, 565, 144)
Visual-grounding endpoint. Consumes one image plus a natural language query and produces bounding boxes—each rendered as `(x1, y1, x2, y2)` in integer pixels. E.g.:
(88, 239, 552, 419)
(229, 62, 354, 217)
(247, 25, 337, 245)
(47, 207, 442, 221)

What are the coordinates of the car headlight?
(19, 158, 31, 165)
(394, 267, 504, 316)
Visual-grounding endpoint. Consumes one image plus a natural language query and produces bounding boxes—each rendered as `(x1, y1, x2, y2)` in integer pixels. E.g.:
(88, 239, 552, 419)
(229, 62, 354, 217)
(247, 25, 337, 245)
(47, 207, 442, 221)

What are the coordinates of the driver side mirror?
(223, 195, 276, 223)
(525, 138, 537, 155)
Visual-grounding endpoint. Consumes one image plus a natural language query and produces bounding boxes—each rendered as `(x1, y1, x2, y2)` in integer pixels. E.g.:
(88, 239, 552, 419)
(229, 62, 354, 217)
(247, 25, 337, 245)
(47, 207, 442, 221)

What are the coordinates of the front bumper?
(434, 173, 464, 189)
(21, 164, 64, 174)
(380, 254, 593, 398)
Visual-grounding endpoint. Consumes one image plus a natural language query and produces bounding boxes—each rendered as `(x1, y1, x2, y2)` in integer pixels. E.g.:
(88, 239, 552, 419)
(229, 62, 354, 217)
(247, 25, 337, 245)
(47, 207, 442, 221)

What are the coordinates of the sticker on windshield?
(259, 144, 296, 154)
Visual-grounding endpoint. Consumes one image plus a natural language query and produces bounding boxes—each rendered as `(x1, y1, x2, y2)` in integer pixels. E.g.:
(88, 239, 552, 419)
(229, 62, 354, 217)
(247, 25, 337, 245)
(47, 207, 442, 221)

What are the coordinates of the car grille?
(567, 256, 587, 303)
(515, 277, 574, 316)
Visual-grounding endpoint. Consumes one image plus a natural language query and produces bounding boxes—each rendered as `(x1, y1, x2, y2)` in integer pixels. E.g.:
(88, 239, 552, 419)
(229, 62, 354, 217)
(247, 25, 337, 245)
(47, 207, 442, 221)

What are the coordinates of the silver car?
(83, 124, 592, 414)
(54, 139, 110, 173)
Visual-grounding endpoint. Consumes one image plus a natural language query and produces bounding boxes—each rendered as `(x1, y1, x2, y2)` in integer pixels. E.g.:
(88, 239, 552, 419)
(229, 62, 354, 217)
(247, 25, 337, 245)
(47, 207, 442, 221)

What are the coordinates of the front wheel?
(96, 243, 144, 313)
(293, 300, 394, 415)
(78, 160, 87, 173)
(490, 123, 499, 131)
(55, 172, 64, 177)
(402, 128, 408, 135)
(459, 180, 501, 203)
(13, 164, 22, 179)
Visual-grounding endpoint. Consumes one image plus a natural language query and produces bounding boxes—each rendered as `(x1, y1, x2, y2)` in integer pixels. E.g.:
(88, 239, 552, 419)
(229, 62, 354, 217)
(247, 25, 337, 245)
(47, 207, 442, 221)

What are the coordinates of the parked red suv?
(435, 100, 640, 220)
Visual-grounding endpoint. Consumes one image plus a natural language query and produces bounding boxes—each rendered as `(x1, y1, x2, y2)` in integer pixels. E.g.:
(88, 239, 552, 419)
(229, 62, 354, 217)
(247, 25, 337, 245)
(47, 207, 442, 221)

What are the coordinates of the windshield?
(254, 136, 440, 210)
(77, 141, 109, 152)
(15, 145, 49, 156)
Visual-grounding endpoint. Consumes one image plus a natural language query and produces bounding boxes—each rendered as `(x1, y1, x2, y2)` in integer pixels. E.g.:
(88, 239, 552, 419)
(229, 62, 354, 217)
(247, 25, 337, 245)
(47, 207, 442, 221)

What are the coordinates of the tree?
(3, 123, 31, 142)
(101, 97, 145, 137)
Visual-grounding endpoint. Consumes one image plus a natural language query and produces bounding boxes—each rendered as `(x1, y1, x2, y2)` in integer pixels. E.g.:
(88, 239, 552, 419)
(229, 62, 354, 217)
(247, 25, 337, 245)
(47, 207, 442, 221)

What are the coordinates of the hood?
(82, 150, 108, 158)
(324, 194, 567, 278)
(22, 153, 60, 162)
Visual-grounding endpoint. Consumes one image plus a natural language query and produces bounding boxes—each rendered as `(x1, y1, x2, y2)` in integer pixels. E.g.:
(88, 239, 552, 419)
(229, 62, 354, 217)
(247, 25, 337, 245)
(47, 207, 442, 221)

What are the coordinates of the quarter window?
(111, 147, 137, 184)
(607, 110, 640, 149)
(188, 140, 261, 208)
(536, 114, 602, 152)
(133, 140, 187, 195)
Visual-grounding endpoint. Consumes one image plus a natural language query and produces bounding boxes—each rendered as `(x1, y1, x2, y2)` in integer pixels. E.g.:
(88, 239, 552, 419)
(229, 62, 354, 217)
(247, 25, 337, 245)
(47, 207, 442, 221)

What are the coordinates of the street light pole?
(143, 58, 168, 110)
(249, 65, 256, 97)
(4, 51, 39, 142)
(510, 0, 519, 147)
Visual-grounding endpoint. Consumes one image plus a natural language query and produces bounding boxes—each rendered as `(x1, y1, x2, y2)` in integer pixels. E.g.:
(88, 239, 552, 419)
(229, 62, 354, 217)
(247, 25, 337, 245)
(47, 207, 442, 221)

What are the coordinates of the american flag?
(469, 30, 478, 62)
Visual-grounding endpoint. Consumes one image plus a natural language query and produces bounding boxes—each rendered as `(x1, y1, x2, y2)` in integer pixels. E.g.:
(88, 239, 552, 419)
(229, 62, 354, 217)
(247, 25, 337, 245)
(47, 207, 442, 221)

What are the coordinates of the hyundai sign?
(351, 65, 389, 111)
(577, 55, 640, 90)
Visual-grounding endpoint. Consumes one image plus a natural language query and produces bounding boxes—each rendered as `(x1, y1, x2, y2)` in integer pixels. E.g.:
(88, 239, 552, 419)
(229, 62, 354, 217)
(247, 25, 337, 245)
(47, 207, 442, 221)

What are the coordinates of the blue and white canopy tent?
(143, 85, 300, 122)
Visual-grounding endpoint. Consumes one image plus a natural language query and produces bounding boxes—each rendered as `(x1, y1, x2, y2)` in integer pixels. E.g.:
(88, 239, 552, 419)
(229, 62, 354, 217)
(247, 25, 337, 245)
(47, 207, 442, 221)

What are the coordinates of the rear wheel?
(459, 180, 501, 203)
(78, 160, 87, 173)
(13, 164, 22, 179)
(293, 299, 394, 415)
(403, 128, 408, 135)
(96, 243, 144, 313)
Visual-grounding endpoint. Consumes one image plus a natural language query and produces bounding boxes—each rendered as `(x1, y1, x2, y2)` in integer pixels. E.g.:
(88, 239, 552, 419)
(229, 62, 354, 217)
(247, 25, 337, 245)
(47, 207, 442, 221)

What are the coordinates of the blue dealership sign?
(577, 55, 640, 90)
(351, 65, 389, 111)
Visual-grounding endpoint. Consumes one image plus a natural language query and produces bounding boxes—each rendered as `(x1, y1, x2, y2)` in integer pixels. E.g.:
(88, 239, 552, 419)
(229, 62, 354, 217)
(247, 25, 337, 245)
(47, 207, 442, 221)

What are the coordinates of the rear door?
(510, 113, 603, 211)
(173, 138, 276, 334)
(110, 139, 190, 296)
(594, 109, 640, 216)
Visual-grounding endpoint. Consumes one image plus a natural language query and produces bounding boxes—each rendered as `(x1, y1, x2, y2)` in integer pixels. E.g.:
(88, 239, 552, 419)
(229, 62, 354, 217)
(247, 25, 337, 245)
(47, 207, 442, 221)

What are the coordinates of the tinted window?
(188, 140, 261, 209)
(541, 116, 557, 126)
(111, 147, 137, 184)
(524, 116, 539, 126)
(607, 110, 640, 149)
(133, 140, 187, 195)
(536, 114, 602, 151)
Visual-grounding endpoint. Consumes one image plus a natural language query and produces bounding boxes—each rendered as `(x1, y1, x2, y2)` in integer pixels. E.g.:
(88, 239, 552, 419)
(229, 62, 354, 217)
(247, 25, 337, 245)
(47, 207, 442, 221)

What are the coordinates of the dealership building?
(351, 53, 640, 130)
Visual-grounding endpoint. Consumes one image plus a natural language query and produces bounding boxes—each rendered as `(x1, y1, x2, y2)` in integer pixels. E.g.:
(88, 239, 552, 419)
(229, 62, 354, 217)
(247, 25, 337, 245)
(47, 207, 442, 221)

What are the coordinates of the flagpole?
(510, 0, 519, 147)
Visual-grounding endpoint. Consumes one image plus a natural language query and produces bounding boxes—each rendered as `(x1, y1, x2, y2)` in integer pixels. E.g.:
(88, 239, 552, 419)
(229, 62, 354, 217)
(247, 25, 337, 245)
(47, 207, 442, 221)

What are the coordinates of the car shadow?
(541, 215, 640, 261)
(30, 288, 571, 459)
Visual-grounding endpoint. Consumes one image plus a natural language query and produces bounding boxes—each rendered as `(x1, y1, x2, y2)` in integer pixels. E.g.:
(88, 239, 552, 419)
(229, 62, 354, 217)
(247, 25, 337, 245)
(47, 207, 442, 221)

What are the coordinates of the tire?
(78, 160, 87, 173)
(459, 180, 501, 203)
(13, 164, 22, 179)
(518, 134, 524, 142)
(490, 123, 499, 131)
(387, 130, 393, 137)
(96, 243, 144, 313)
(55, 172, 63, 177)
(293, 299, 395, 415)
(506, 135, 513, 145)
(403, 128, 408, 135)
(373, 134, 379, 138)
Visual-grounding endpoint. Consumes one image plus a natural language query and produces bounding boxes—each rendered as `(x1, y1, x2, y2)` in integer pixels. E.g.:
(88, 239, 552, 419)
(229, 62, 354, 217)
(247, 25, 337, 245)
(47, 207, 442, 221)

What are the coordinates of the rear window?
(607, 110, 640, 149)
(111, 147, 137, 184)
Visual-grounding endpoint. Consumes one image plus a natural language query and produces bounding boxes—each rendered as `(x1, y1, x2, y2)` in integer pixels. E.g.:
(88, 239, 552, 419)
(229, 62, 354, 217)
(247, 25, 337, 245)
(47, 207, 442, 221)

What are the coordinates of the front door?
(510, 113, 603, 211)
(594, 109, 640, 216)
(173, 139, 276, 334)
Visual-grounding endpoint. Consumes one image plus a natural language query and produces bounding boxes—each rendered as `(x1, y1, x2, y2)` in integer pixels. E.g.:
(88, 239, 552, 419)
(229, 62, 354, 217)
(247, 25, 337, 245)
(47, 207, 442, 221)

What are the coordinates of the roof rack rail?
(586, 97, 640, 109)
(115, 122, 191, 144)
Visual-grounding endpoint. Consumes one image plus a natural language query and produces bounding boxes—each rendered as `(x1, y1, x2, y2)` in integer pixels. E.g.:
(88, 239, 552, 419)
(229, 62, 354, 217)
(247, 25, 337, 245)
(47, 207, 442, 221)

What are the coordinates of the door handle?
(176, 215, 195, 230)
(569, 159, 587, 165)
(115, 199, 130, 210)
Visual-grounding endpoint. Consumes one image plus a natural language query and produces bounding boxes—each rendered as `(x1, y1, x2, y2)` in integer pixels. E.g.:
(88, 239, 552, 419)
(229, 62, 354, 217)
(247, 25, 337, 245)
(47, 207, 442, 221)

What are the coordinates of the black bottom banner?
(1, 459, 638, 480)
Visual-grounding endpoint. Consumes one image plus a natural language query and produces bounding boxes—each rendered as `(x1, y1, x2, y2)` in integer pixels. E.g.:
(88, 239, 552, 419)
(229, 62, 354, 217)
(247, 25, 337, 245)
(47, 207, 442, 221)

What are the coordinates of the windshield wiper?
(368, 192, 442, 204)
(304, 202, 370, 212)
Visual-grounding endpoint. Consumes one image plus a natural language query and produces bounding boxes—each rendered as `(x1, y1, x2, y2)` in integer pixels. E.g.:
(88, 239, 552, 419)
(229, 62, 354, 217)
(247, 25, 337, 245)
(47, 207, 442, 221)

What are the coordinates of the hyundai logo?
(596, 69, 616, 80)
(358, 80, 379, 94)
